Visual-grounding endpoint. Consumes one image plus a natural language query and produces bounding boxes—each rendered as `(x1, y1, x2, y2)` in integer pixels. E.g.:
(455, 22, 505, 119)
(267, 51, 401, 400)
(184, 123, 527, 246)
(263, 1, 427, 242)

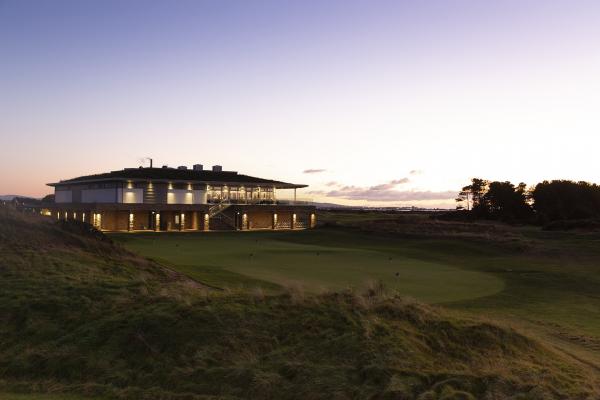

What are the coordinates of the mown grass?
(112, 232, 504, 303)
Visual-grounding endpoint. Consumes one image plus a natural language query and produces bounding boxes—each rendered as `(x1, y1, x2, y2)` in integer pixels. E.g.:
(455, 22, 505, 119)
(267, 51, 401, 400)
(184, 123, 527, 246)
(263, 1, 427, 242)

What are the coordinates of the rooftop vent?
(212, 165, 222, 172)
(177, 166, 188, 170)
(193, 164, 203, 171)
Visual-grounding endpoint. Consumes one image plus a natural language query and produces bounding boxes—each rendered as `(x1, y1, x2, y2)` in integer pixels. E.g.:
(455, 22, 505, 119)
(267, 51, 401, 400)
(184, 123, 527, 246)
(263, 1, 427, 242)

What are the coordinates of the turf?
(112, 232, 504, 304)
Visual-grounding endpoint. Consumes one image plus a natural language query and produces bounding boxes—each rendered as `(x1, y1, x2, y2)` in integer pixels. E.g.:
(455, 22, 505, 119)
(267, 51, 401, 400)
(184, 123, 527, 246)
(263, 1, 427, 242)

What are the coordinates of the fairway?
(113, 231, 504, 303)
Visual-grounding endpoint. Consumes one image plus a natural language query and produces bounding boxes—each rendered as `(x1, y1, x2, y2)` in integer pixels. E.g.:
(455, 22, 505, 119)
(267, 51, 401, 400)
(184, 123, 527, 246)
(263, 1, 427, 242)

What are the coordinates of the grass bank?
(2, 207, 599, 399)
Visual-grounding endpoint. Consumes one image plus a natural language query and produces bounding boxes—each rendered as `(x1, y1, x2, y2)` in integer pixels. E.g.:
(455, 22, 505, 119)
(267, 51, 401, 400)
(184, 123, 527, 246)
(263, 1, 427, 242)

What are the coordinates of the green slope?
(1, 207, 598, 399)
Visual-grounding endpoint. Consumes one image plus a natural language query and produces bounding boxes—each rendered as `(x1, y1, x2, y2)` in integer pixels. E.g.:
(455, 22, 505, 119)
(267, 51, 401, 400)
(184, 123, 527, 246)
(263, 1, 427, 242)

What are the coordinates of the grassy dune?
(1, 207, 599, 399)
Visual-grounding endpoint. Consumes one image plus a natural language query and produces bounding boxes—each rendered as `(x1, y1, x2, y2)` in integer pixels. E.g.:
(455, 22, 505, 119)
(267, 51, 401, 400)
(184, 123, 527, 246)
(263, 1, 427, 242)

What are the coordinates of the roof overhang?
(48, 178, 307, 189)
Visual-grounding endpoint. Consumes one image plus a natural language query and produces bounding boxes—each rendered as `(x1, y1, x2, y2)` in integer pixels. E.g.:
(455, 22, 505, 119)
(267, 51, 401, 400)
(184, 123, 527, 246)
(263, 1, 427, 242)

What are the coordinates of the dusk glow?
(2, 0, 599, 207)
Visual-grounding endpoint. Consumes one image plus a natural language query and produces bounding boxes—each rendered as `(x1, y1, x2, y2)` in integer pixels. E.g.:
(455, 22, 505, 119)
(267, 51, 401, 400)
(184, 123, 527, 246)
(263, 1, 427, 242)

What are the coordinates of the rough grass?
(1, 207, 599, 399)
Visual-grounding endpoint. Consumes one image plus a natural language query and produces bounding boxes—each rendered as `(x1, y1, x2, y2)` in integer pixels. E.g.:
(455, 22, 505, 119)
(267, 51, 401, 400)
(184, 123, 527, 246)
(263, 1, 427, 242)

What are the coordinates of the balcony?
(206, 197, 313, 206)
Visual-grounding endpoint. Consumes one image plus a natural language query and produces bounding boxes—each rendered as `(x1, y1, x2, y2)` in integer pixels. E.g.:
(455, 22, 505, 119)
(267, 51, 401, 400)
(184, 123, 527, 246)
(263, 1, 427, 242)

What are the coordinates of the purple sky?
(1, 1, 599, 206)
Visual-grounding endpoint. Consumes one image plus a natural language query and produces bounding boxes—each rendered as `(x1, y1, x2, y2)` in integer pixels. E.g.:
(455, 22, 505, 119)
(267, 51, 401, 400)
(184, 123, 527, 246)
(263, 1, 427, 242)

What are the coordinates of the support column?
(192, 211, 198, 230)
(292, 213, 296, 229)
(272, 213, 277, 230)
(128, 211, 133, 232)
(203, 213, 210, 231)
(93, 212, 103, 230)
(242, 213, 248, 230)
(310, 213, 316, 228)
(154, 212, 161, 232)
(179, 212, 184, 231)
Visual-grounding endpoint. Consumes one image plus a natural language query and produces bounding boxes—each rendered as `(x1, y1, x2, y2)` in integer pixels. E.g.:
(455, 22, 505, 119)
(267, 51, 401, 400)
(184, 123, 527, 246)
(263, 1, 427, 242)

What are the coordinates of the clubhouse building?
(43, 164, 316, 232)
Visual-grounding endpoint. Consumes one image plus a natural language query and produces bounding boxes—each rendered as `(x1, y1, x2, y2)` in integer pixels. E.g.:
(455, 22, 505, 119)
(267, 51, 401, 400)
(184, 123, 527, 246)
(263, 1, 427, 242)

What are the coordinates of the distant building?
(42, 165, 316, 232)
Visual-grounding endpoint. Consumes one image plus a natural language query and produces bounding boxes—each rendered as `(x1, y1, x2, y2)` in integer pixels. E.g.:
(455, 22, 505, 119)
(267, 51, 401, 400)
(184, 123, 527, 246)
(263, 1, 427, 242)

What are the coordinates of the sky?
(1, 0, 599, 207)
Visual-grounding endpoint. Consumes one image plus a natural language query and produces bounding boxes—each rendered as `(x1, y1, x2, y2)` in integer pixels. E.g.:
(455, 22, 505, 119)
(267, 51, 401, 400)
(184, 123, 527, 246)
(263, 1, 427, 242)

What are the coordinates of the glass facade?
(206, 185, 276, 203)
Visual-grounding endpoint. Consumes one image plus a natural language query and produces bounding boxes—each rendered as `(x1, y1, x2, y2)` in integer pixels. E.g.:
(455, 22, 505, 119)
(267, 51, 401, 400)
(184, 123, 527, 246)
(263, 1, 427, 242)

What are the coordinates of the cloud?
(368, 178, 410, 191)
(409, 169, 423, 175)
(303, 168, 326, 174)
(325, 181, 339, 187)
(309, 178, 455, 202)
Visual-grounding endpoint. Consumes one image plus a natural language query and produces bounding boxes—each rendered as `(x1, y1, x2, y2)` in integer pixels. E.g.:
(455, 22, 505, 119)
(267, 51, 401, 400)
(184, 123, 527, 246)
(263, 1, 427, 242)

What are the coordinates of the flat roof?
(47, 167, 307, 189)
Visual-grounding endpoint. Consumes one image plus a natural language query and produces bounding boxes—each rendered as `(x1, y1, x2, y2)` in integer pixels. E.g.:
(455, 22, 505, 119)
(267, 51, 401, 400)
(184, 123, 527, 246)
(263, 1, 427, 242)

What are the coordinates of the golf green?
(113, 231, 504, 304)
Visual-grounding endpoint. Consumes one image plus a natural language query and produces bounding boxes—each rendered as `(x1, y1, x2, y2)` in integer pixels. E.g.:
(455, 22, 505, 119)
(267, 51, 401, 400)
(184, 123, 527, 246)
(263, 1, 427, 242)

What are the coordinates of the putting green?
(114, 232, 504, 303)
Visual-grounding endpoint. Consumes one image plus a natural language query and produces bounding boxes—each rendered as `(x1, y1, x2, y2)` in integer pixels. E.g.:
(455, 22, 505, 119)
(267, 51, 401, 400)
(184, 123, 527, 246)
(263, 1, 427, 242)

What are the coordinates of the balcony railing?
(206, 198, 313, 206)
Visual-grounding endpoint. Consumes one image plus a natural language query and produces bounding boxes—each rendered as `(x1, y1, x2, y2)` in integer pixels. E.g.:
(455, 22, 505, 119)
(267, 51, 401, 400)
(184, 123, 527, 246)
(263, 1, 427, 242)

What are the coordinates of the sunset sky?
(1, 1, 599, 207)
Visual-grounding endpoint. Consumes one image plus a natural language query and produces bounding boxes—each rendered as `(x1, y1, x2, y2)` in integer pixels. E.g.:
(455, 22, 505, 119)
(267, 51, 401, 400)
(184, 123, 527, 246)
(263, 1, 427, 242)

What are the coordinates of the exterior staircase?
(209, 200, 231, 217)
(208, 200, 236, 230)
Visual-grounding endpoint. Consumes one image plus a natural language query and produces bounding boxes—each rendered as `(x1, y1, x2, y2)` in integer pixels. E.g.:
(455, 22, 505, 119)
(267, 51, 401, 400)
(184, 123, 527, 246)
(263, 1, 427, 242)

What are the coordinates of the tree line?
(456, 179, 600, 223)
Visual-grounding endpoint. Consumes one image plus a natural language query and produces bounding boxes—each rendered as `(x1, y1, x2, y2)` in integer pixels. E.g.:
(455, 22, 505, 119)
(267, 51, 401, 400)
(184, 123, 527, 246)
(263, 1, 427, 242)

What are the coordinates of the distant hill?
(312, 201, 351, 209)
(0, 195, 40, 201)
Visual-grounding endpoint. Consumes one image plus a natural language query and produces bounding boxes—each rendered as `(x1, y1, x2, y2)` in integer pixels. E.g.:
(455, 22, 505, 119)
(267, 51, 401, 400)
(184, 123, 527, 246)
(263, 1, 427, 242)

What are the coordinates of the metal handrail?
(207, 198, 313, 206)
(208, 199, 231, 217)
